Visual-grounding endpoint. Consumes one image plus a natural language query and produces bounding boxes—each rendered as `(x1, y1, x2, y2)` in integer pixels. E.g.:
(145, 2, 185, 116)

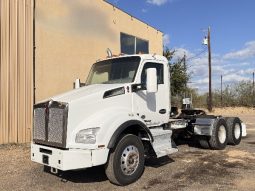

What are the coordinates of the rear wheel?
(226, 117, 242, 145)
(199, 136, 210, 149)
(105, 134, 145, 185)
(208, 118, 228, 150)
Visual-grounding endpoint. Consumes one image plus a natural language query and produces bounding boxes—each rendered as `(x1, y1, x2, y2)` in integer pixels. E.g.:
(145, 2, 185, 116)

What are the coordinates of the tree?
(189, 81, 254, 108)
(163, 47, 190, 96)
(163, 48, 175, 61)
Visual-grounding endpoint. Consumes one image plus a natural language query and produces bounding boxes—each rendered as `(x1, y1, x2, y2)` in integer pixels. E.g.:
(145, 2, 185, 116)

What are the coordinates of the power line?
(174, 48, 207, 69)
(172, 48, 207, 65)
(186, 48, 207, 62)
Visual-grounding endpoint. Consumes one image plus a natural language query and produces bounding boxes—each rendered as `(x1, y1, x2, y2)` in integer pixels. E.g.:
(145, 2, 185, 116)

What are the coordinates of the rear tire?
(105, 134, 145, 186)
(225, 117, 242, 145)
(199, 136, 210, 149)
(208, 118, 228, 150)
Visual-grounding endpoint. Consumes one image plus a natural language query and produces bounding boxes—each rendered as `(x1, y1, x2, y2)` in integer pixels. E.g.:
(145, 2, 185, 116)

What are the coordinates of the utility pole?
(183, 53, 186, 69)
(183, 53, 187, 98)
(253, 72, 254, 107)
(221, 75, 223, 107)
(207, 27, 212, 112)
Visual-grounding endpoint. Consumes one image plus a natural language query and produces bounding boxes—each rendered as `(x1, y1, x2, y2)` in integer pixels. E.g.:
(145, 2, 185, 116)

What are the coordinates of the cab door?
(132, 61, 169, 127)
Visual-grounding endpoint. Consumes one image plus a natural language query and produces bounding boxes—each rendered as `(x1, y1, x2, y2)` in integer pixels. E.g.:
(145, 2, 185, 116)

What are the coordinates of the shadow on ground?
(145, 156, 175, 168)
(44, 166, 107, 183)
(44, 156, 175, 184)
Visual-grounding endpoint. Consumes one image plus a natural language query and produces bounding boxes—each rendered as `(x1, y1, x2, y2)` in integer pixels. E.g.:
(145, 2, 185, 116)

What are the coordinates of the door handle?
(159, 109, 166, 114)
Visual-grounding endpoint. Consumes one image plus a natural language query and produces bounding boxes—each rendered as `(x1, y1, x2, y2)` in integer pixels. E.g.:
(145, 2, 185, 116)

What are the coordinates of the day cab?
(31, 54, 177, 185)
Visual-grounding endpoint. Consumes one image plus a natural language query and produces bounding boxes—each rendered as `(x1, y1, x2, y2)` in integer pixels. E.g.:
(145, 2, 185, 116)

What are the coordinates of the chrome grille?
(48, 108, 65, 144)
(33, 101, 68, 148)
(33, 108, 46, 141)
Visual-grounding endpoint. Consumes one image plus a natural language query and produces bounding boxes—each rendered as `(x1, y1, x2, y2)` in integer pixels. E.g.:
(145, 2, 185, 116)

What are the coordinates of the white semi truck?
(31, 54, 243, 185)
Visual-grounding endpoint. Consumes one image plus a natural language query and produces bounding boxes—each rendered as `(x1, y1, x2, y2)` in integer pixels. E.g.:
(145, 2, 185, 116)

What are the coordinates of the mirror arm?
(131, 83, 146, 92)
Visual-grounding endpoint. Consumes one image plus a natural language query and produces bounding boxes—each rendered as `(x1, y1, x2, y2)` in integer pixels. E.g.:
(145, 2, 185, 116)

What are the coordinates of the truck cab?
(31, 54, 177, 185)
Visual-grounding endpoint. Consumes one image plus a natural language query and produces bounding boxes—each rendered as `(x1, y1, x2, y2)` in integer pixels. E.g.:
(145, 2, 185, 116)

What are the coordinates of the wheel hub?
(121, 145, 139, 176)
(234, 123, 241, 139)
(218, 125, 226, 144)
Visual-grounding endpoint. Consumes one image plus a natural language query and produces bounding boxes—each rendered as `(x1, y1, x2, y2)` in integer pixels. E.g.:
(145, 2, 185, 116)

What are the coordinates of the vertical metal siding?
(0, 0, 33, 144)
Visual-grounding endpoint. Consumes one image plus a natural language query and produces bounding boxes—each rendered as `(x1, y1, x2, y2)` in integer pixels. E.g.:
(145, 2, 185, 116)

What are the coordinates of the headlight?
(75, 127, 100, 144)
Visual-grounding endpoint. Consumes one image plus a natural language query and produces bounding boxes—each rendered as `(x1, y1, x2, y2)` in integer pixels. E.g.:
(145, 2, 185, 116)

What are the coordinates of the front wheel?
(105, 134, 145, 185)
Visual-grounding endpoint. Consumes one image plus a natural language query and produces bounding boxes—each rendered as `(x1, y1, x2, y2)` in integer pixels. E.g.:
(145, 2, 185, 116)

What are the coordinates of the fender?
(107, 120, 153, 149)
(193, 117, 217, 136)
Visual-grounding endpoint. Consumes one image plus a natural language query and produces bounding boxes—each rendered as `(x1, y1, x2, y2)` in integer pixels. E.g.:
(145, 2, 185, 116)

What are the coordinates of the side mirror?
(74, 79, 80, 89)
(146, 68, 157, 93)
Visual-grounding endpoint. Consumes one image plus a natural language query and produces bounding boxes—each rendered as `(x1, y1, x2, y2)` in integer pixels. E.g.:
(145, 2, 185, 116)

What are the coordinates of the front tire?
(209, 118, 228, 150)
(105, 134, 145, 185)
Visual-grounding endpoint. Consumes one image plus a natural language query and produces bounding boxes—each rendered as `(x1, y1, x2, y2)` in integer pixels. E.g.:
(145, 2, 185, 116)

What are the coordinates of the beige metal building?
(0, 0, 34, 144)
(0, 0, 163, 144)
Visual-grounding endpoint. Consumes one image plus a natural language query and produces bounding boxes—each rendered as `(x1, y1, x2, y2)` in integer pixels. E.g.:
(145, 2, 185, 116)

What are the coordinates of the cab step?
(150, 128, 178, 158)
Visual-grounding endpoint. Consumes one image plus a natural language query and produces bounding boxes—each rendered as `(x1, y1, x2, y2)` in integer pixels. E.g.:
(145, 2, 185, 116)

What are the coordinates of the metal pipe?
(33, 0, 36, 104)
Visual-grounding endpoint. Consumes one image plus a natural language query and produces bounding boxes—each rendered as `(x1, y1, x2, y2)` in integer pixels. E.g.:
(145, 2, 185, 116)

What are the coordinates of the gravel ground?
(0, 115, 254, 191)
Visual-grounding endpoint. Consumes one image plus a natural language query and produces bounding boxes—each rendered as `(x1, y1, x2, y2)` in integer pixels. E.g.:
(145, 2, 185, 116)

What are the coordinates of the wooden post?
(207, 27, 212, 112)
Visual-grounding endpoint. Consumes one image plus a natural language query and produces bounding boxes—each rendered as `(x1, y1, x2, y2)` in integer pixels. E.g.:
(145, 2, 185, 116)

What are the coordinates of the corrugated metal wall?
(0, 0, 33, 144)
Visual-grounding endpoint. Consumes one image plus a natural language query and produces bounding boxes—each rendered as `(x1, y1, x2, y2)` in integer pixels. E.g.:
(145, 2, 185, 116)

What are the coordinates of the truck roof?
(100, 54, 168, 63)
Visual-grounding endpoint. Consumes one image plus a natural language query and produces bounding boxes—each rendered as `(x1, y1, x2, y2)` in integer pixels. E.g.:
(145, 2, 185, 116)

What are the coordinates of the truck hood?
(49, 84, 125, 104)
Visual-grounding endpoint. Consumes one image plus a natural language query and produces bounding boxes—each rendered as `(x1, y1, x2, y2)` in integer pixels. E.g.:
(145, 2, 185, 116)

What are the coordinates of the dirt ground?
(0, 112, 254, 191)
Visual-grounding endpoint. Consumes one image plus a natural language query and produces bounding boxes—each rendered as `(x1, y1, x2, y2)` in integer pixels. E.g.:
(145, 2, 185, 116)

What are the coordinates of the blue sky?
(107, 0, 255, 93)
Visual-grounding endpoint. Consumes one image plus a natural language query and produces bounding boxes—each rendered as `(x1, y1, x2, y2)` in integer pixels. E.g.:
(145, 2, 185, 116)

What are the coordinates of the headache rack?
(33, 100, 68, 148)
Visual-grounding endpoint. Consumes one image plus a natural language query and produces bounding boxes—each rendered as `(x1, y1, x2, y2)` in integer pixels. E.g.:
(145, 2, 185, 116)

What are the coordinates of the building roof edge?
(103, 0, 163, 34)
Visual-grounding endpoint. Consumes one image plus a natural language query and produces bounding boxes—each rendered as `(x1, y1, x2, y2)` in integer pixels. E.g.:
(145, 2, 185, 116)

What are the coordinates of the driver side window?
(141, 63, 164, 84)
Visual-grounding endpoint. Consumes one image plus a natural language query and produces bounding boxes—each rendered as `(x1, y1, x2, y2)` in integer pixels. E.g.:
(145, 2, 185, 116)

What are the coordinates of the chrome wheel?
(120, 145, 139, 176)
(218, 125, 227, 144)
(234, 123, 241, 139)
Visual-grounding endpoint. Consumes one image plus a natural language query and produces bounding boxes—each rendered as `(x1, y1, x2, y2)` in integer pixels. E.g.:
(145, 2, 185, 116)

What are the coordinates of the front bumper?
(31, 143, 109, 171)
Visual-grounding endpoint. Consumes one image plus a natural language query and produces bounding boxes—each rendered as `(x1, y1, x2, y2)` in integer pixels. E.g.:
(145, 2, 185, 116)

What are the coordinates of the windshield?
(86, 56, 140, 85)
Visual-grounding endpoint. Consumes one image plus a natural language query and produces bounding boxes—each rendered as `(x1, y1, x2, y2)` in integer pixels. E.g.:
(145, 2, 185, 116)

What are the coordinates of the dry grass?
(202, 107, 255, 116)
